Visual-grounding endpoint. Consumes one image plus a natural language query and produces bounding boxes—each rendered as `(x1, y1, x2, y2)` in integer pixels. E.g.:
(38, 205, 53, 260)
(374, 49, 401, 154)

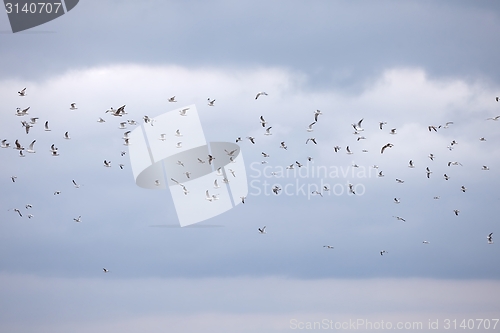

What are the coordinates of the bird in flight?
(323, 245, 334, 249)
(381, 143, 393, 154)
(258, 226, 266, 234)
(18, 87, 27, 96)
(255, 92, 268, 100)
(307, 122, 316, 132)
(73, 216, 82, 222)
(103, 268, 109, 273)
(70, 103, 78, 110)
(168, 96, 177, 102)
(487, 233, 493, 244)
(207, 98, 215, 106)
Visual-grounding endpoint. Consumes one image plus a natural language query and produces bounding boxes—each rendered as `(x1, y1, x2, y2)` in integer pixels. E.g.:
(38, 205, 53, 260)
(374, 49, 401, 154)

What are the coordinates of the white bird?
(207, 155, 215, 165)
(16, 107, 30, 116)
(240, 196, 246, 204)
(444, 174, 450, 180)
(255, 92, 268, 100)
(155, 180, 161, 186)
(214, 179, 220, 189)
(453, 209, 460, 216)
(176, 142, 182, 148)
(378, 171, 384, 177)
(389, 128, 397, 135)
(13, 208, 22, 217)
(348, 183, 355, 194)
(461, 185, 467, 192)
(429, 153, 435, 161)
(307, 122, 316, 132)
(423, 240, 430, 244)
(97, 117, 106, 123)
(396, 179, 404, 183)
(426, 167, 432, 178)
(394, 198, 401, 204)
(18, 87, 26, 96)
(279, 141, 287, 150)
(480, 137, 486, 141)
(14, 139, 24, 151)
(122, 131, 131, 140)
(73, 216, 82, 222)
(179, 108, 189, 116)
(323, 245, 334, 249)
(72, 180, 81, 188)
(272, 185, 281, 195)
(482, 165, 490, 170)
(312, 190, 323, 197)
(314, 110, 322, 121)
(262, 152, 270, 158)
(54, 191, 61, 195)
(448, 161, 463, 166)
(487, 233, 493, 244)
(26, 140, 36, 153)
(333, 146, 341, 152)
(264, 126, 272, 135)
(64, 131, 71, 140)
(103, 268, 109, 273)
(487, 115, 500, 121)
(305, 138, 317, 144)
(247, 137, 256, 144)
(127, 119, 137, 125)
(104, 160, 111, 167)
(19, 150, 26, 157)
(346, 146, 353, 154)
(408, 160, 415, 168)
(258, 226, 266, 234)
(379, 121, 387, 130)
(259, 116, 268, 127)
(1, 139, 10, 148)
(29, 117, 38, 124)
(44, 121, 51, 131)
(118, 122, 127, 129)
(159, 134, 167, 141)
(175, 129, 182, 137)
(168, 96, 177, 102)
(352, 118, 364, 132)
(393, 216, 406, 222)
(25, 204, 32, 209)
(207, 98, 215, 106)
(433, 196, 440, 199)
(69, 103, 77, 110)
(123, 138, 131, 146)
(380, 250, 388, 256)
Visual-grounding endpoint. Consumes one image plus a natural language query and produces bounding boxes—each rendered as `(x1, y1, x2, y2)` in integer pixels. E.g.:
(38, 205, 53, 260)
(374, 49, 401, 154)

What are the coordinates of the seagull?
(352, 118, 364, 132)
(247, 136, 256, 144)
(296, 161, 303, 168)
(262, 152, 270, 158)
(442, 121, 454, 129)
(44, 121, 51, 131)
(487, 115, 500, 121)
(27, 214, 33, 219)
(422, 240, 430, 244)
(346, 146, 353, 154)
(444, 174, 450, 180)
(143, 115, 152, 123)
(307, 156, 313, 162)
(13, 208, 22, 217)
(205, 190, 215, 201)
(426, 167, 432, 178)
(480, 137, 486, 141)
(408, 160, 415, 168)
(348, 183, 355, 195)
(307, 122, 316, 132)
(487, 233, 493, 244)
(29, 117, 39, 124)
(380, 250, 388, 256)
(155, 180, 161, 186)
(453, 209, 460, 216)
(207, 155, 215, 165)
(73, 216, 82, 222)
(429, 154, 435, 161)
(323, 185, 330, 191)
(323, 245, 334, 249)
(168, 96, 177, 102)
(389, 128, 397, 135)
(207, 98, 215, 106)
(159, 134, 167, 141)
(264, 126, 273, 135)
(393, 216, 406, 222)
(64, 131, 71, 140)
(177, 160, 184, 167)
(119, 164, 124, 169)
(14, 139, 24, 150)
(379, 121, 387, 130)
(1, 139, 10, 148)
(175, 129, 182, 137)
(54, 191, 61, 195)
(11, 176, 17, 182)
(214, 179, 220, 189)
(394, 198, 401, 204)
(396, 179, 404, 183)
(272, 185, 281, 195)
(176, 142, 182, 148)
(312, 190, 323, 197)
(70, 103, 78, 110)
(123, 138, 131, 146)
(448, 161, 463, 166)
(104, 160, 111, 167)
(127, 120, 137, 125)
(122, 131, 131, 140)
(259, 116, 267, 127)
(25, 204, 33, 209)
(305, 138, 317, 144)
(378, 171, 384, 177)
(482, 165, 490, 170)
(258, 226, 266, 234)
(179, 108, 189, 116)
(255, 92, 268, 100)
(433, 196, 440, 199)
(229, 169, 236, 177)
(72, 180, 81, 188)
(19, 150, 26, 157)
(197, 158, 206, 164)
(18, 88, 26, 96)
(460, 185, 467, 192)
(103, 268, 109, 273)
(381, 143, 393, 154)
(333, 146, 341, 152)
(97, 117, 106, 123)
(21, 121, 32, 134)
(185, 172, 191, 179)
(26, 140, 36, 153)
(314, 110, 322, 121)
(357, 136, 366, 141)
(428, 125, 438, 132)
(118, 122, 127, 129)
(15, 107, 30, 116)
(279, 141, 287, 150)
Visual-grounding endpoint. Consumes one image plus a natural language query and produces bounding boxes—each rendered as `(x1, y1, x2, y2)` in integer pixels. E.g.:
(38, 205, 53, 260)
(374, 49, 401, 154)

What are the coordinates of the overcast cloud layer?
(1, 1, 500, 332)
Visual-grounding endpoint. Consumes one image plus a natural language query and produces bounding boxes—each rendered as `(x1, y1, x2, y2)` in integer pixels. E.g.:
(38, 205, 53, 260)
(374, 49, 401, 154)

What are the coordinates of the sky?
(1, 1, 500, 332)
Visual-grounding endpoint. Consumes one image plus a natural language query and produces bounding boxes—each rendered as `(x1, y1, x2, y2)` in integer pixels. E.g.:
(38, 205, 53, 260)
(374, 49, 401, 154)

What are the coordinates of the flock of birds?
(2, 86, 498, 275)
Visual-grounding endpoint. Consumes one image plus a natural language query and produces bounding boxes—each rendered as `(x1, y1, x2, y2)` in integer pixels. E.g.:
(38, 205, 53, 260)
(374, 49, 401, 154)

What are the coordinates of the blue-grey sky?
(1, 1, 500, 332)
